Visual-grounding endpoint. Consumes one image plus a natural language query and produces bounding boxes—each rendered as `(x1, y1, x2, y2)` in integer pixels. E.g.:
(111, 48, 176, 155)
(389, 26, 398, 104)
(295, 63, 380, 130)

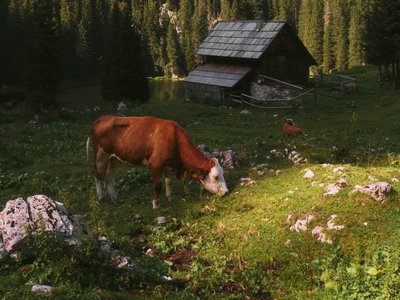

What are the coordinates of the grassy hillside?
(0, 66, 399, 299)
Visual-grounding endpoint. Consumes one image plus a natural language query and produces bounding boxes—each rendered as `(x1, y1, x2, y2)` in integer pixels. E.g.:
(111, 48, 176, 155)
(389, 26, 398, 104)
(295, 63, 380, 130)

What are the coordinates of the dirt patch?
(163, 248, 197, 270)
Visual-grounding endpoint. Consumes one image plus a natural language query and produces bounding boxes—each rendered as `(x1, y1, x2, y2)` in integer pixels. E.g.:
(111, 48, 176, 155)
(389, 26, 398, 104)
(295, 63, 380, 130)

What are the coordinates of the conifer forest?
(1, 0, 400, 107)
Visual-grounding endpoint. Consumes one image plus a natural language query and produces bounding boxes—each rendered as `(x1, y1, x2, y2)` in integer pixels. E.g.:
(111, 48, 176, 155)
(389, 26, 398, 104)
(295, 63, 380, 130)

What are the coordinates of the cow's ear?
(209, 157, 218, 168)
(191, 169, 205, 181)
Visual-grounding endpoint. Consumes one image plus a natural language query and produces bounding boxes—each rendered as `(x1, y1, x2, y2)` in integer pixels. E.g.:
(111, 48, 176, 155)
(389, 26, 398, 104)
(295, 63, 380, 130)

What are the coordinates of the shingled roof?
(185, 63, 252, 88)
(197, 20, 286, 59)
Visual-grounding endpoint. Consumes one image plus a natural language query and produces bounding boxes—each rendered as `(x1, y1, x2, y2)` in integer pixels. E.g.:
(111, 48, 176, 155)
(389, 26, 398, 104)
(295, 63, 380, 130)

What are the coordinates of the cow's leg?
(164, 167, 174, 201)
(165, 176, 172, 201)
(94, 147, 110, 201)
(95, 177, 104, 201)
(105, 158, 118, 202)
(150, 166, 163, 209)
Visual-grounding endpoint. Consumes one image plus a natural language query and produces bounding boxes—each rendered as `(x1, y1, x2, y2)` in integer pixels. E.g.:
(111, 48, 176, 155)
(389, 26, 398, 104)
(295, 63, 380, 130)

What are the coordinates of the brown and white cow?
(282, 119, 303, 136)
(86, 115, 228, 208)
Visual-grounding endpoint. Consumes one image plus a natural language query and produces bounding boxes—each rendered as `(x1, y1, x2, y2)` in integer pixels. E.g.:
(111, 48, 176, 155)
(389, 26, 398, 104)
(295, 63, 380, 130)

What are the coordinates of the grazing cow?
(282, 119, 303, 136)
(86, 116, 228, 208)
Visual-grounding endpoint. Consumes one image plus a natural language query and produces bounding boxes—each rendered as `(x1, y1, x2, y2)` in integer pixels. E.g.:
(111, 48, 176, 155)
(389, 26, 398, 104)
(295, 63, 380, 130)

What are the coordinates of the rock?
(250, 82, 293, 100)
(28, 195, 74, 236)
(240, 110, 252, 115)
(117, 256, 130, 269)
(352, 182, 393, 203)
(213, 149, 240, 169)
(157, 216, 166, 224)
(311, 226, 332, 244)
(0, 243, 8, 262)
(197, 144, 211, 156)
(335, 178, 348, 188)
(31, 284, 53, 294)
(270, 149, 284, 158)
(198, 145, 240, 169)
(117, 101, 128, 116)
(288, 151, 308, 164)
(368, 175, 378, 182)
(240, 177, 256, 186)
(303, 169, 315, 179)
(324, 184, 340, 196)
(326, 215, 344, 230)
(322, 163, 333, 167)
(333, 167, 347, 173)
(0, 196, 136, 269)
(0, 195, 90, 261)
(289, 214, 314, 232)
(0, 198, 33, 252)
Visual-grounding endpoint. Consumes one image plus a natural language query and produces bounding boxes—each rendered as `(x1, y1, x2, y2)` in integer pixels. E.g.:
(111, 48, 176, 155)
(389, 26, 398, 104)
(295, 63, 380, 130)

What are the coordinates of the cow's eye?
(213, 175, 219, 181)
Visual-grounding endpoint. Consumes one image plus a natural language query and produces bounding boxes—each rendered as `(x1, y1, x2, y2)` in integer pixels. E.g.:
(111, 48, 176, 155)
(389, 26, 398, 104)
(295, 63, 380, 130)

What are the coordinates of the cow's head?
(200, 158, 229, 197)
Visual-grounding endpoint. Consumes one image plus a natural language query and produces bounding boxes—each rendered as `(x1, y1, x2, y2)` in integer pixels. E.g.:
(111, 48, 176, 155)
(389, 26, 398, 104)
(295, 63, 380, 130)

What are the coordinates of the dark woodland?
(1, 0, 400, 107)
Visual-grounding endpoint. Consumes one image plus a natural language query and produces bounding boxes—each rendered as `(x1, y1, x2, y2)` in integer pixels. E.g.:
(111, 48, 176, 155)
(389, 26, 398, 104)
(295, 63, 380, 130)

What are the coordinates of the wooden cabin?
(185, 20, 316, 103)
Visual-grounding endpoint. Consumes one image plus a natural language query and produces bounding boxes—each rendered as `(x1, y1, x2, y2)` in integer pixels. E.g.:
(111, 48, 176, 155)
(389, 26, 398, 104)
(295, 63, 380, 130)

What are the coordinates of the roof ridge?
(217, 20, 287, 23)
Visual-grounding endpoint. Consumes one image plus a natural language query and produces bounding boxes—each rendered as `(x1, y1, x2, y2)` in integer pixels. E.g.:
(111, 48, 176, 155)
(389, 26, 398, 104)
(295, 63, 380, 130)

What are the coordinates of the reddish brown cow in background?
(282, 119, 303, 136)
(86, 116, 228, 208)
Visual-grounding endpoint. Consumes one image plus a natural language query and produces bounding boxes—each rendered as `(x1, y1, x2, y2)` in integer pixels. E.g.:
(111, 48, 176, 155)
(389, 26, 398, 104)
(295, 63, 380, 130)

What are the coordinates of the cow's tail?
(86, 135, 103, 180)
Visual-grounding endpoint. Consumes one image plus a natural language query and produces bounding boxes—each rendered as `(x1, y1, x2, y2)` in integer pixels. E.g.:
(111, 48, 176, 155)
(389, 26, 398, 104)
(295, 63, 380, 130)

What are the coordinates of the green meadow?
(1, 66, 400, 299)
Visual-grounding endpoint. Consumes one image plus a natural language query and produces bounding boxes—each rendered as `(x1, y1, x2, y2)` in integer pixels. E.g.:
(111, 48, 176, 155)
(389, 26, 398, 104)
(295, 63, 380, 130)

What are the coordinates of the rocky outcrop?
(0, 195, 90, 262)
(198, 144, 240, 169)
(352, 182, 393, 203)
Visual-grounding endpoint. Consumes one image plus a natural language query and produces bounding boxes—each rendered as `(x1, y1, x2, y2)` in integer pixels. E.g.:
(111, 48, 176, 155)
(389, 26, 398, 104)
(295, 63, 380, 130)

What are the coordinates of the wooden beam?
(292, 88, 315, 100)
(259, 74, 304, 90)
(240, 93, 293, 102)
(231, 98, 292, 109)
(326, 74, 356, 81)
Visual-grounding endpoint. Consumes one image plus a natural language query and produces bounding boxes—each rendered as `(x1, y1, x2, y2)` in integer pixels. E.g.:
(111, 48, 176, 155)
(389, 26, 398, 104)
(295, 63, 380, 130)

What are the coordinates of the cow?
(282, 119, 303, 136)
(86, 115, 229, 208)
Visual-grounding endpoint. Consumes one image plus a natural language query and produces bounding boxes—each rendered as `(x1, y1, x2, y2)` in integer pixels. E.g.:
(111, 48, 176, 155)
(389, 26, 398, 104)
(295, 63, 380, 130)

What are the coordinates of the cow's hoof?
(152, 200, 160, 209)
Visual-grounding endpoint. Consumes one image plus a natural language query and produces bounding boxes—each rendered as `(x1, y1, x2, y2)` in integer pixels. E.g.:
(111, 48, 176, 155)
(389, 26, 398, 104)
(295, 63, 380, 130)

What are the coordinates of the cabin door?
(275, 54, 288, 80)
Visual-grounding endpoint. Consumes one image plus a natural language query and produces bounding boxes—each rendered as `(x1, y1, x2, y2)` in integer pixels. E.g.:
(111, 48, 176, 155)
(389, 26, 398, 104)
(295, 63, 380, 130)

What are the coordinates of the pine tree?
(251, 0, 272, 20)
(159, 6, 169, 76)
(0, 0, 9, 84)
(348, 0, 366, 68)
(322, 1, 334, 73)
(276, 0, 300, 29)
(102, 2, 149, 102)
(166, 19, 184, 77)
(191, 0, 208, 67)
(131, 0, 145, 31)
(178, 0, 194, 71)
(7, 0, 31, 83)
(298, 0, 323, 64)
(230, 0, 240, 19)
(76, 0, 97, 79)
(331, 0, 349, 71)
(220, 0, 231, 20)
(24, 0, 64, 109)
(364, 0, 400, 88)
(143, 0, 162, 75)
(60, 0, 79, 80)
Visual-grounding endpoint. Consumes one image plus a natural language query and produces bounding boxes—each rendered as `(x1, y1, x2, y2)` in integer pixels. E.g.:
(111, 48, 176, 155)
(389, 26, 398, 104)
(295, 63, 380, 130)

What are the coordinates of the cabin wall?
(255, 28, 310, 83)
(185, 82, 228, 103)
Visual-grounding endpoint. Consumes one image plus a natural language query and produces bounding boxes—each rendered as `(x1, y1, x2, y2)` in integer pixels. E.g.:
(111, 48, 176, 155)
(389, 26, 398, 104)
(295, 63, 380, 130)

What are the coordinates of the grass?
(0, 66, 400, 299)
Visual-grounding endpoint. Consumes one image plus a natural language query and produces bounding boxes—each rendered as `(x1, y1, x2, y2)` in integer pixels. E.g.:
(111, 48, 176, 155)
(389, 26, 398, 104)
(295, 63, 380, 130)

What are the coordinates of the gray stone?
(0, 198, 32, 252)
(0, 195, 90, 260)
(31, 284, 53, 294)
(352, 182, 393, 203)
(198, 144, 240, 169)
